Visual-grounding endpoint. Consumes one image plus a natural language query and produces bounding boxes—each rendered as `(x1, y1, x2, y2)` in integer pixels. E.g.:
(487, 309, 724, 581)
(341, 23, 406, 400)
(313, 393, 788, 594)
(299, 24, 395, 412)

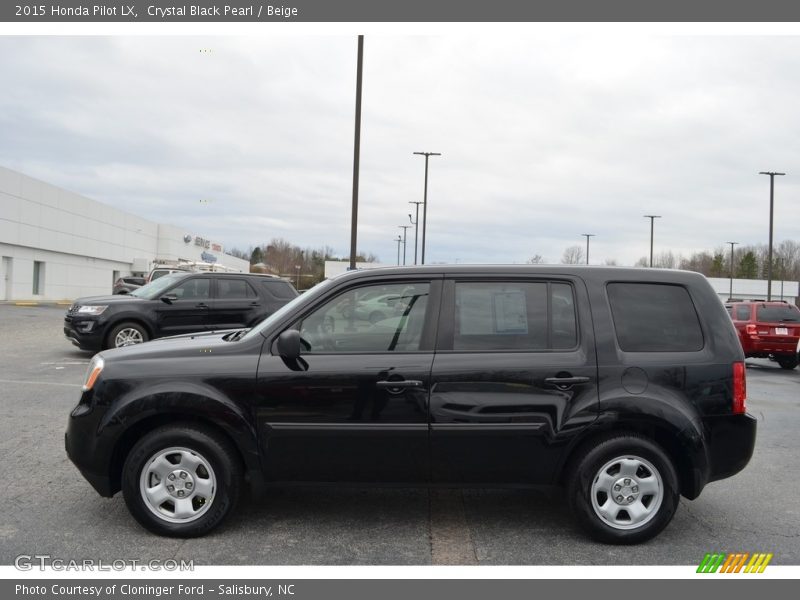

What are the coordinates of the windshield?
(242, 278, 337, 341)
(129, 273, 187, 300)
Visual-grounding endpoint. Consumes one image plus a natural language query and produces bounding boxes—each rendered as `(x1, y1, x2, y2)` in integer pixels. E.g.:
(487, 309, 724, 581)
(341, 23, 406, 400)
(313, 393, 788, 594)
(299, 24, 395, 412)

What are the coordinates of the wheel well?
(108, 414, 248, 496)
(104, 318, 153, 347)
(559, 423, 698, 498)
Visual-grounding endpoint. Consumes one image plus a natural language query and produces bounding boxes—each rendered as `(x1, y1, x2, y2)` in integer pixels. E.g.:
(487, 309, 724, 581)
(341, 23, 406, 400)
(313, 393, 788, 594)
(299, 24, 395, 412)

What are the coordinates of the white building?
(0, 166, 249, 302)
(707, 277, 799, 305)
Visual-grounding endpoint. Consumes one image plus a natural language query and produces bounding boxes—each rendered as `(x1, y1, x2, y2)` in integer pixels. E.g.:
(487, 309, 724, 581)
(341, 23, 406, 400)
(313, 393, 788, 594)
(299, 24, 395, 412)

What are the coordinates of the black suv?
(65, 266, 755, 543)
(64, 272, 298, 351)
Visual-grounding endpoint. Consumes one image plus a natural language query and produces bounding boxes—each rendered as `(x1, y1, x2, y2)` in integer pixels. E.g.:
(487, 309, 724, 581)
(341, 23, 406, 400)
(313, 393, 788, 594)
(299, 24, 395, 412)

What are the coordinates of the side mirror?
(160, 294, 178, 304)
(276, 329, 302, 360)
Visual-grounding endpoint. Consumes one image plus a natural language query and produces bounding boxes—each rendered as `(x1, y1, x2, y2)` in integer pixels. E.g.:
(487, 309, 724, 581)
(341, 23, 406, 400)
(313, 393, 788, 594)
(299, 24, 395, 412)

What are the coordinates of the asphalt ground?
(0, 303, 798, 565)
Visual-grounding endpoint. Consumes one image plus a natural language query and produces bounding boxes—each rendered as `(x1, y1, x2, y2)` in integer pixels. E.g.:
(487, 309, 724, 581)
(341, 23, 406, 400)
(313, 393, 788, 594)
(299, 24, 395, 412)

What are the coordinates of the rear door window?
(735, 305, 751, 321)
(451, 281, 577, 351)
(607, 283, 704, 352)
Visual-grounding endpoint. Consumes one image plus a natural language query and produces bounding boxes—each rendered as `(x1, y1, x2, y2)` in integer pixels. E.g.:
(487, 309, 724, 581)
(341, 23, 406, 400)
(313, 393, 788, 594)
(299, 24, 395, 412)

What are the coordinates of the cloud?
(1, 34, 799, 265)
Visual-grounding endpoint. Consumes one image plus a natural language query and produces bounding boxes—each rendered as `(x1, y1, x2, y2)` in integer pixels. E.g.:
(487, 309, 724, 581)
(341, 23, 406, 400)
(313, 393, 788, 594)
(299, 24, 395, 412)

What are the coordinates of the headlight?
(82, 355, 105, 391)
(77, 305, 108, 315)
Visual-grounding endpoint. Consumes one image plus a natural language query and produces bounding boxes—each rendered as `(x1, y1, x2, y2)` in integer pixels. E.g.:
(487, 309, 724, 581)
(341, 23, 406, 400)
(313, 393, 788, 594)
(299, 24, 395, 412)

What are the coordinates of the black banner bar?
(4, 0, 800, 23)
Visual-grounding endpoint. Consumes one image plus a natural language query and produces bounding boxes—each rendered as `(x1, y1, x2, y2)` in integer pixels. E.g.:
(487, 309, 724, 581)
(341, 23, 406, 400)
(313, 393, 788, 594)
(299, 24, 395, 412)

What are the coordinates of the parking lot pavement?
(1, 304, 798, 565)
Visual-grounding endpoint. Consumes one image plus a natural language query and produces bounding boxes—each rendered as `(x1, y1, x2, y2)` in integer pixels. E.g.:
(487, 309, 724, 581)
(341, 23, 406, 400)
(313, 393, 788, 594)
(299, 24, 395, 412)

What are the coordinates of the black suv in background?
(64, 272, 298, 351)
(66, 266, 755, 543)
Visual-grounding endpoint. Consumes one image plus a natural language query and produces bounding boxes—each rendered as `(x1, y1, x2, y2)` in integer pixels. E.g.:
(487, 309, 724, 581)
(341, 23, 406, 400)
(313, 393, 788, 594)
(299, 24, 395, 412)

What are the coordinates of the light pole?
(408, 201, 423, 265)
(726, 241, 738, 301)
(413, 151, 441, 265)
(348, 35, 365, 271)
(294, 265, 301, 289)
(759, 171, 785, 301)
(581, 234, 595, 265)
(395, 235, 402, 266)
(398, 225, 411, 266)
(643, 215, 661, 267)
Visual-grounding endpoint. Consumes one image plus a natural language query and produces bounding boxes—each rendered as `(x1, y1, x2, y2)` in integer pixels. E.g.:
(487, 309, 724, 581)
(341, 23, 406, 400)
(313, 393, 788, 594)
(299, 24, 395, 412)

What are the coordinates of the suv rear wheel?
(568, 435, 679, 544)
(776, 355, 799, 370)
(122, 425, 242, 537)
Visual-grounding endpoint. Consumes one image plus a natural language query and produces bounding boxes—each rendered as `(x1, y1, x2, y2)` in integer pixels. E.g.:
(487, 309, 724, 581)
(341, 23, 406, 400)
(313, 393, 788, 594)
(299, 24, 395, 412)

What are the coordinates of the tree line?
(226, 239, 378, 288)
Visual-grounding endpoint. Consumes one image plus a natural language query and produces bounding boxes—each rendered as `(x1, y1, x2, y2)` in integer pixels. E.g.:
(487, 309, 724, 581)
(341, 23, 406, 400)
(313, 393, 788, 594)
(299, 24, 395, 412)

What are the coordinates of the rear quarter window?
(607, 282, 704, 352)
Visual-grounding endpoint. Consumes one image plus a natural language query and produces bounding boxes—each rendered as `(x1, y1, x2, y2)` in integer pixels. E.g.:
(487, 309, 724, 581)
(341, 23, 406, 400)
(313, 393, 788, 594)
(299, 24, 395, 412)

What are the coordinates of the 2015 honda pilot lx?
(65, 266, 756, 544)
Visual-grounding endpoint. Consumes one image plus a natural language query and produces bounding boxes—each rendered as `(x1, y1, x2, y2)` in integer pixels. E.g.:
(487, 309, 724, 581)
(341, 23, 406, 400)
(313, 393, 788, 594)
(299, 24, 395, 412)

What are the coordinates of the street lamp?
(294, 265, 301, 289)
(395, 235, 402, 266)
(348, 35, 365, 271)
(759, 171, 785, 301)
(643, 215, 661, 267)
(413, 151, 441, 265)
(581, 234, 595, 265)
(398, 225, 411, 266)
(408, 201, 423, 265)
(726, 241, 738, 301)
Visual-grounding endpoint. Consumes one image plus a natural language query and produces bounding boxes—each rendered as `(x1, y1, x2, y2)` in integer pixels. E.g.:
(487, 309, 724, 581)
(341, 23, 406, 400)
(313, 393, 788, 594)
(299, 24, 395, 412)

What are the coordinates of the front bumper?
(63, 316, 105, 351)
(65, 391, 116, 497)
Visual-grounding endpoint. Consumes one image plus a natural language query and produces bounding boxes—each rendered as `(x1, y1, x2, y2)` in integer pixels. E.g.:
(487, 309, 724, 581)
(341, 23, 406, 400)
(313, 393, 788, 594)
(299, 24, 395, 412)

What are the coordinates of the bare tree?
(561, 245, 585, 265)
(526, 254, 545, 264)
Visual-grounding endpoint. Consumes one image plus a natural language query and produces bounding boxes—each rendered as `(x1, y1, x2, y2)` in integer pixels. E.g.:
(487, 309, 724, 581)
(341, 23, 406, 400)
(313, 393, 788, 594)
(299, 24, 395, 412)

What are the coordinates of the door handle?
(544, 376, 591, 389)
(376, 380, 424, 389)
(195, 302, 208, 308)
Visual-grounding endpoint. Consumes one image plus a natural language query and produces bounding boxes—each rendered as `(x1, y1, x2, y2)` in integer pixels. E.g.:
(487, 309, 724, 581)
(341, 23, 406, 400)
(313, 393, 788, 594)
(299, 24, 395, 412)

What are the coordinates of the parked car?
(66, 266, 755, 543)
(726, 301, 800, 369)
(64, 272, 298, 351)
(112, 276, 146, 295)
(146, 267, 191, 283)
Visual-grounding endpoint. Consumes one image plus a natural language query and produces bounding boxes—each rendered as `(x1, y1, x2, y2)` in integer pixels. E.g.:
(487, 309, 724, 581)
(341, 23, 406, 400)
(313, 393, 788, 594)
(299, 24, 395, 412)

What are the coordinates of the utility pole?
(581, 234, 595, 265)
(413, 151, 441, 265)
(348, 35, 364, 271)
(408, 202, 423, 265)
(398, 225, 411, 266)
(726, 241, 738, 301)
(643, 215, 661, 267)
(395, 235, 402, 266)
(759, 171, 785, 301)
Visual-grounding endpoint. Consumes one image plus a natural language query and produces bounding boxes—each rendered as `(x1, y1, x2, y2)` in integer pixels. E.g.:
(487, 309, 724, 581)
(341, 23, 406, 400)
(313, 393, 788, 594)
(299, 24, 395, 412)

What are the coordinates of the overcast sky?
(1, 34, 799, 265)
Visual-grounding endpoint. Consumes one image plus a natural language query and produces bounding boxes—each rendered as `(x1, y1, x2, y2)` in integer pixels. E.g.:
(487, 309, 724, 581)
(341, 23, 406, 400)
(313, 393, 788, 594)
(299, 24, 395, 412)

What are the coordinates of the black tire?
(106, 321, 149, 349)
(122, 424, 242, 537)
(777, 356, 798, 370)
(567, 435, 679, 544)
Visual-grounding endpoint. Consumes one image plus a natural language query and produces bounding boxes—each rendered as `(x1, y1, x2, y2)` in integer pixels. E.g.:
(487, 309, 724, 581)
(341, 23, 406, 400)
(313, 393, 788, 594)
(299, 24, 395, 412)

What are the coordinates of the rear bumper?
(743, 338, 799, 357)
(704, 413, 757, 483)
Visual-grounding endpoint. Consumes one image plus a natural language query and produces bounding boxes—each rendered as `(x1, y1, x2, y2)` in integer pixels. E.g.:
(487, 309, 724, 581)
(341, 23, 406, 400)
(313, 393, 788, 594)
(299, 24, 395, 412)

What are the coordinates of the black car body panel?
(66, 265, 756, 538)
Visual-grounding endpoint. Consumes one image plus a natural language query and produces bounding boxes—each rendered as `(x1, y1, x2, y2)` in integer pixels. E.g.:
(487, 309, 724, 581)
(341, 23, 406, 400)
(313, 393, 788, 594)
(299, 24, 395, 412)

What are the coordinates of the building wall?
(706, 277, 799, 305)
(0, 166, 248, 301)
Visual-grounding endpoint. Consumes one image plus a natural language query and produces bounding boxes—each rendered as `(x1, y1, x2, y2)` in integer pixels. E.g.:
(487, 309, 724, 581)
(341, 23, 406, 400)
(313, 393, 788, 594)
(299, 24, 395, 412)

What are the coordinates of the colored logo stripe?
(697, 552, 772, 573)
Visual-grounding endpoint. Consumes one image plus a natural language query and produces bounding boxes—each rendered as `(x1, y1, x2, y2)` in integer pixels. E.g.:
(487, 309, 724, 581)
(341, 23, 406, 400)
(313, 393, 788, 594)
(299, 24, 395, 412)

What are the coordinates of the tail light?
(745, 323, 758, 337)
(732, 361, 746, 415)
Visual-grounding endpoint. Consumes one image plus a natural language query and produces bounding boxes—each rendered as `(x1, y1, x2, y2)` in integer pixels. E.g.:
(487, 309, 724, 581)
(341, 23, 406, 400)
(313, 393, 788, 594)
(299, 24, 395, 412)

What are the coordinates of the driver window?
(295, 282, 430, 353)
(169, 278, 210, 300)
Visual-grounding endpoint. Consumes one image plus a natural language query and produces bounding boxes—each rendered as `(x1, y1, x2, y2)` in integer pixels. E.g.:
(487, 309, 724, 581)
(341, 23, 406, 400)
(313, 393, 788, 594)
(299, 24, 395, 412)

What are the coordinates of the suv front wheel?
(568, 435, 679, 544)
(122, 425, 242, 537)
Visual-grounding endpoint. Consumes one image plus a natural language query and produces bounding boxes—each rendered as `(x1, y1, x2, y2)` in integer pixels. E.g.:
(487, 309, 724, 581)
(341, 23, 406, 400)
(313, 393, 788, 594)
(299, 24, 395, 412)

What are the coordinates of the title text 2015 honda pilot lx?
(66, 266, 755, 544)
